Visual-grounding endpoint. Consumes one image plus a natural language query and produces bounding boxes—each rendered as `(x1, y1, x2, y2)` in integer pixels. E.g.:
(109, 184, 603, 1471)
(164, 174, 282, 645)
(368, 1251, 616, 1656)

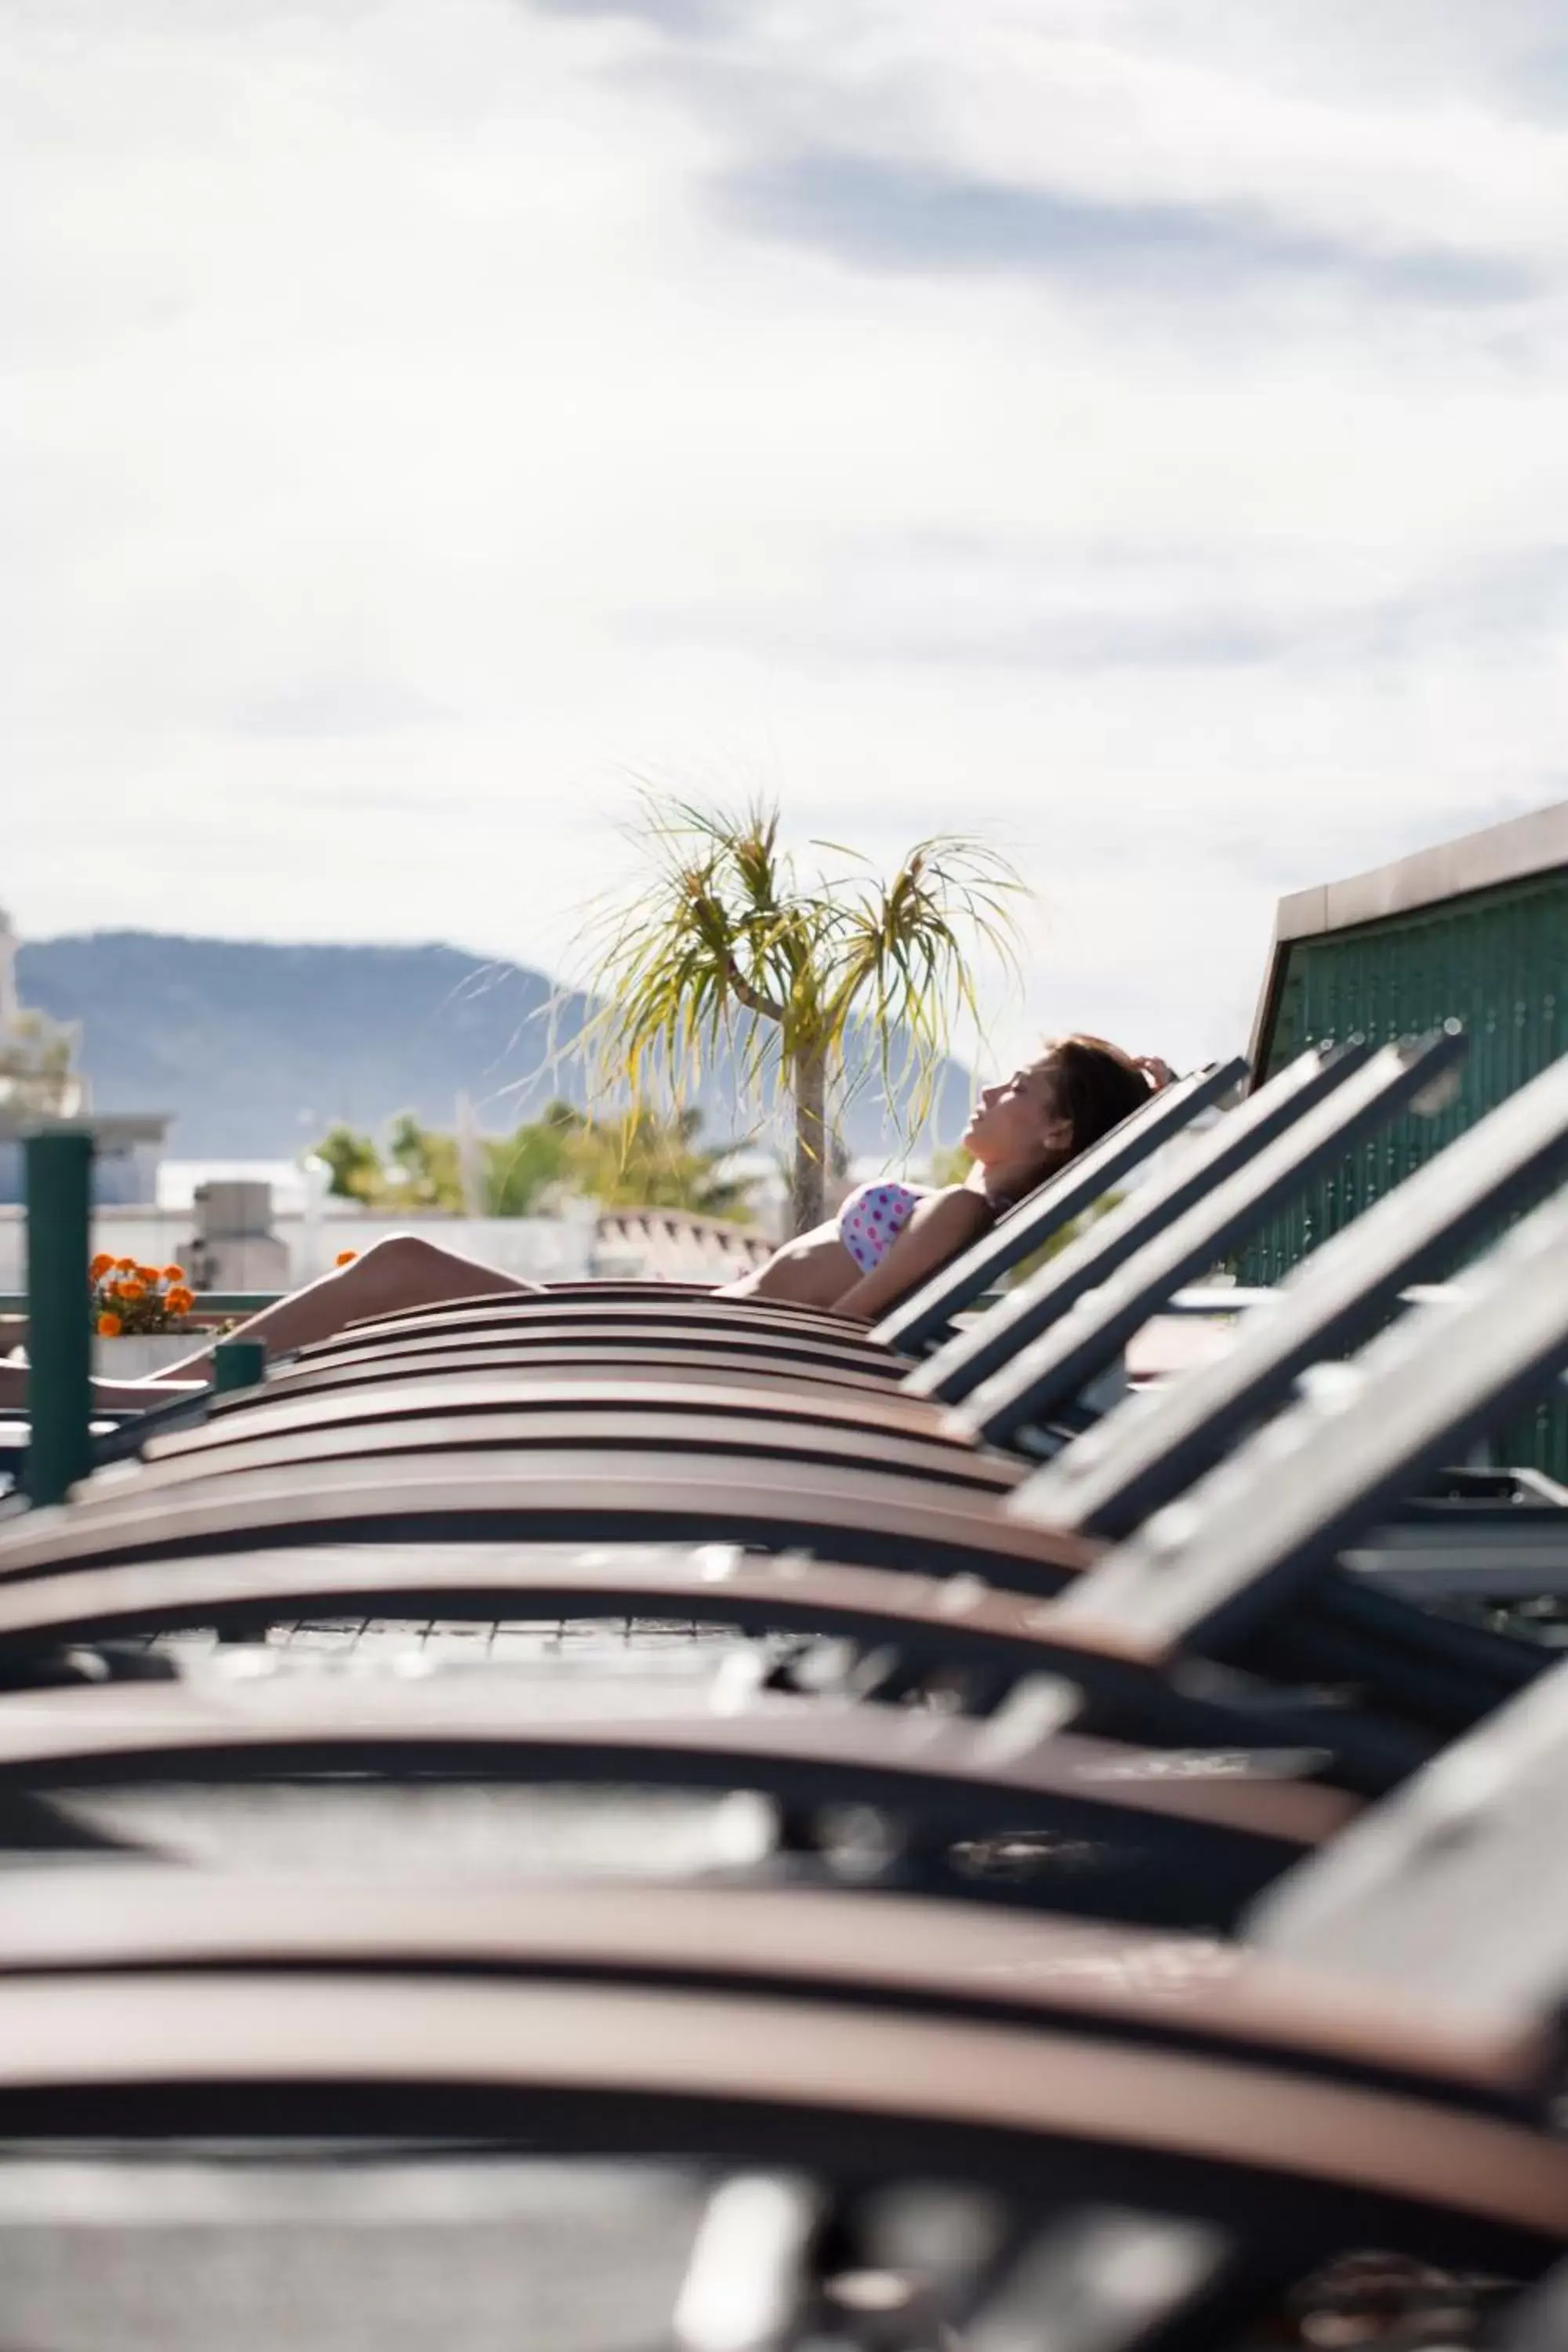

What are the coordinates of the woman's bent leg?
(156, 1233, 540, 1381)
(0, 1236, 539, 1408)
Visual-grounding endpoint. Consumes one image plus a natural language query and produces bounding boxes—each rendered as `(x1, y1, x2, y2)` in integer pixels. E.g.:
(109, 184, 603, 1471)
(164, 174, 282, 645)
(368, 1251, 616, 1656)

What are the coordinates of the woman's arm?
(828, 1188, 991, 1323)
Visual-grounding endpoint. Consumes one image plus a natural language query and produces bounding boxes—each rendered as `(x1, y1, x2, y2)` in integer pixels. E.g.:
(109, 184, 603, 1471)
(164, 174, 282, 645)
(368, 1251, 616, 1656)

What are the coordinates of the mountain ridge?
(17, 931, 976, 1162)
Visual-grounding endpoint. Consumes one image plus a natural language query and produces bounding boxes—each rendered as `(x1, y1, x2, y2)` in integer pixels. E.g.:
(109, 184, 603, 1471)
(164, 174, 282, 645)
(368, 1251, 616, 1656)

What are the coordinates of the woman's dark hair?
(1045, 1034, 1152, 1161)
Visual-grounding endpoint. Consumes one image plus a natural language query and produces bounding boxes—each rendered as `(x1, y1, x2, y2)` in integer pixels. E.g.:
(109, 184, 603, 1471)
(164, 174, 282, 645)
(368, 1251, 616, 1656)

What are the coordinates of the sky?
(8, 0, 1568, 1078)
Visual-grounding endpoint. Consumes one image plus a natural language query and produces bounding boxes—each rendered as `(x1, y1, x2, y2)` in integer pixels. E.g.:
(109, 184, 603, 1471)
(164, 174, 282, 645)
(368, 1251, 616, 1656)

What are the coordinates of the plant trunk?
(789, 1046, 829, 1236)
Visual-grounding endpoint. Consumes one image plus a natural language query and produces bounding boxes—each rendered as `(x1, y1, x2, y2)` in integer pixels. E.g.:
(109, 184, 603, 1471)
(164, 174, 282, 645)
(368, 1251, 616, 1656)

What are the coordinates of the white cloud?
(6, 0, 1566, 1086)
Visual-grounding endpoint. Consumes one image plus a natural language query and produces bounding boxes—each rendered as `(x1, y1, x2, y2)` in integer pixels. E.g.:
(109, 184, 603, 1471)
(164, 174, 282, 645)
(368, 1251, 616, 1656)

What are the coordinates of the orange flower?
(96, 1312, 123, 1338)
(89, 1252, 114, 1283)
(162, 1264, 186, 1284)
(137, 1265, 162, 1285)
(119, 1279, 147, 1303)
(335, 1249, 359, 1267)
(165, 1287, 195, 1317)
(115, 1256, 138, 1273)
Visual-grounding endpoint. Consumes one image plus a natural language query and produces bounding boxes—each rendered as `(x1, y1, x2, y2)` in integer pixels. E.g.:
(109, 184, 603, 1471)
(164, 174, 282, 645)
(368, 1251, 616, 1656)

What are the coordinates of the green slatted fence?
(1242, 820, 1568, 1478)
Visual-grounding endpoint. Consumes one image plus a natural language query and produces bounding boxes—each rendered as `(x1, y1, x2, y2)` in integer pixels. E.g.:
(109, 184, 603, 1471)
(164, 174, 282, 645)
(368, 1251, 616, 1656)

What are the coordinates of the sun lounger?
(313, 1058, 1245, 1362)
(0, 1883, 1553, 2313)
(176, 1044, 1439, 1479)
(4, 1176, 1566, 1795)
(1011, 1042, 1568, 1538)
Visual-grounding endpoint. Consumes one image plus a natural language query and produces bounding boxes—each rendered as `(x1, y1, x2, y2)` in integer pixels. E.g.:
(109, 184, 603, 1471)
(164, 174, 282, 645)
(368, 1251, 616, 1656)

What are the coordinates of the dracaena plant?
(575, 797, 1025, 1234)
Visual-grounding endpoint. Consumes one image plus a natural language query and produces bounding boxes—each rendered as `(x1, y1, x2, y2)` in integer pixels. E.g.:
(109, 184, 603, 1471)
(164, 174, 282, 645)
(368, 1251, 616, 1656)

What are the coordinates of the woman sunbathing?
(723, 1034, 1167, 1317)
(0, 1035, 1167, 1409)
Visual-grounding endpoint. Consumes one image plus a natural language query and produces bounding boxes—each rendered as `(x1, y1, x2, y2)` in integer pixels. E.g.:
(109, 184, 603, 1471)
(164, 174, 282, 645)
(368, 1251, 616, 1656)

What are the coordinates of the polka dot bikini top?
(837, 1179, 931, 1275)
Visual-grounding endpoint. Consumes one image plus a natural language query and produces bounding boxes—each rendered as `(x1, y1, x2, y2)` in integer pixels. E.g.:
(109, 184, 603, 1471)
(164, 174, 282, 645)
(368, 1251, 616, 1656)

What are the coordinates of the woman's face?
(962, 1054, 1072, 1168)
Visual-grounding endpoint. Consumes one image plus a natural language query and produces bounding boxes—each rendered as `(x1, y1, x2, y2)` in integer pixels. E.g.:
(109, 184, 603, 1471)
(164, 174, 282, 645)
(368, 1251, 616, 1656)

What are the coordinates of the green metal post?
(24, 1127, 94, 1507)
(213, 1339, 267, 1393)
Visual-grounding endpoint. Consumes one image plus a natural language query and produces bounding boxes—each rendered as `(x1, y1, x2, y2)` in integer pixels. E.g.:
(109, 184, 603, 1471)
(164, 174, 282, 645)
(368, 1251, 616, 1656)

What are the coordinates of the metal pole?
(212, 1339, 267, 1394)
(24, 1127, 94, 1507)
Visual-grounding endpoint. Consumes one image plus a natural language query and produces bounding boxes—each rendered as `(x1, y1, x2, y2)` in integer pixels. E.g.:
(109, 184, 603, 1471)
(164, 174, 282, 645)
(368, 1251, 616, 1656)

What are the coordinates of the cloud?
(1146, 0, 1568, 124)
(717, 148, 1542, 310)
(7, 0, 1568, 1080)
(636, 539, 1568, 677)
(547, 0, 1568, 291)
(228, 675, 456, 739)
(524, 0, 724, 25)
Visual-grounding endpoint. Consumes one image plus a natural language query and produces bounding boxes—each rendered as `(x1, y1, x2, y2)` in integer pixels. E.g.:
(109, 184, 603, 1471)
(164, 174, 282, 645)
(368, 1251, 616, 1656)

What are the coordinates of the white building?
(0, 910, 172, 1207)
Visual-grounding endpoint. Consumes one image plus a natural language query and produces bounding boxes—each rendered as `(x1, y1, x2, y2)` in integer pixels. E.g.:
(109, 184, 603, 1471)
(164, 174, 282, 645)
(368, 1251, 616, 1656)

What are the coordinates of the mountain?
(17, 932, 977, 1162)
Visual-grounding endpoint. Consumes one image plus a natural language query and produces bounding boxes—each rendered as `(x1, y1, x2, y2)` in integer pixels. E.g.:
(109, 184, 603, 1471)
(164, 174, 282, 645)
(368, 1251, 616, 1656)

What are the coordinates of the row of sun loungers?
(0, 1028, 1566, 2347)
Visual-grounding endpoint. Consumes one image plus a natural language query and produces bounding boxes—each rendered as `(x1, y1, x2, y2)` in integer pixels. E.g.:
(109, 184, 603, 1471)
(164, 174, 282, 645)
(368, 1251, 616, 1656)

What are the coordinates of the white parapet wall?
(0, 1206, 597, 1298)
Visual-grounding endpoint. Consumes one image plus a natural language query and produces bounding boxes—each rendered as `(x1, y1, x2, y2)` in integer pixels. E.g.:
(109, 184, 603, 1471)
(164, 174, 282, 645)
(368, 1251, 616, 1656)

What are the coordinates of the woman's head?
(962, 1034, 1152, 1187)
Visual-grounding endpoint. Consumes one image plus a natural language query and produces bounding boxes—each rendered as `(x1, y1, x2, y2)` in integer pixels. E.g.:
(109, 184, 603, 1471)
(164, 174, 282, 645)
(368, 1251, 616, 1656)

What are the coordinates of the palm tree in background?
(316, 1100, 750, 1221)
(578, 799, 1026, 1234)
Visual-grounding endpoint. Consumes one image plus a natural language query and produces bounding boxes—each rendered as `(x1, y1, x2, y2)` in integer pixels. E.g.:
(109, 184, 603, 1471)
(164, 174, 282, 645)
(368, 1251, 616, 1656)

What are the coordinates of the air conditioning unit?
(183, 1181, 289, 1291)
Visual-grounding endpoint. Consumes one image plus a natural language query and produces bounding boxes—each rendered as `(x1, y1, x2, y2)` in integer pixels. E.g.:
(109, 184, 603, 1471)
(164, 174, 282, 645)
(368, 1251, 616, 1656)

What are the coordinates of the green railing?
(11, 1134, 269, 1501)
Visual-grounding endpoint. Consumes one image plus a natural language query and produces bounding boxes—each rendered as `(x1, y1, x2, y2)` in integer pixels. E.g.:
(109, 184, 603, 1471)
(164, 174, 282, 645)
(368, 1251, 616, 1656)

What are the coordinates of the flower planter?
(93, 1333, 198, 1380)
(90, 1258, 199, 1378)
